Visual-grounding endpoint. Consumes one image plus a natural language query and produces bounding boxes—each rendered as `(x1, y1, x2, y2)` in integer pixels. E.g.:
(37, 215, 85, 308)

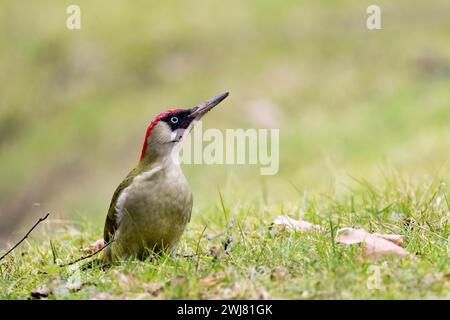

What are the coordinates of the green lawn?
(1, 176, 449, 299)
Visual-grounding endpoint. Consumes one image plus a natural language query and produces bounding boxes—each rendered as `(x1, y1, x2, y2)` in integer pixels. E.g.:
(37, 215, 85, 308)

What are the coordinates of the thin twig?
(62, 240, 114, 267)
(195, 226, 207, 272)
(0, 213, 50, 262)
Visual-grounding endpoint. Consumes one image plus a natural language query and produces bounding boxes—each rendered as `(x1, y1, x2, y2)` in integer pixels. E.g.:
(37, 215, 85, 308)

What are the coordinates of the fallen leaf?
(373, 233, 404, 247)
(272, 215, 324, 232)
(81, 239, 105, 254)
(336, 228, 409, 259)
(31, 286, 51, 299)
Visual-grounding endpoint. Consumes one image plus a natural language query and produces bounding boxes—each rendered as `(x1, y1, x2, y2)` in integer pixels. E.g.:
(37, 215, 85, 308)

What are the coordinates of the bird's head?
(140, 92, 229, 163)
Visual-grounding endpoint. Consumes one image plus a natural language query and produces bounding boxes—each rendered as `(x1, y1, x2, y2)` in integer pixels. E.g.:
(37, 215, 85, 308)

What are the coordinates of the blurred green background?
(1, 0, 450, 241)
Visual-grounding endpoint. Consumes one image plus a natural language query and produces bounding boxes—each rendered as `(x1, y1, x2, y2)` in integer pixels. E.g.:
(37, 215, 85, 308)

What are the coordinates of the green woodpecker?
(101, 92, 229, 263)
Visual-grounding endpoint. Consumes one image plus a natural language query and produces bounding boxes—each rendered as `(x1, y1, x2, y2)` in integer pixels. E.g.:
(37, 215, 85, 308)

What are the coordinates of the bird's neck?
(138, 148, 180, 172)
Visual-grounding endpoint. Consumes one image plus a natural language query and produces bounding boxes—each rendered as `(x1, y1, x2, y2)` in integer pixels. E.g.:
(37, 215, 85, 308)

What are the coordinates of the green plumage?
(102, 157, 192, 263)
(103, 167, 140, 244)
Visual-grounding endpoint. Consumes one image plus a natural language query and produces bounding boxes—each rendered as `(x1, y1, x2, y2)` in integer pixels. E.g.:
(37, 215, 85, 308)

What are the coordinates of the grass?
(1, 0, 450, 299)
(1, 175, 449, 299)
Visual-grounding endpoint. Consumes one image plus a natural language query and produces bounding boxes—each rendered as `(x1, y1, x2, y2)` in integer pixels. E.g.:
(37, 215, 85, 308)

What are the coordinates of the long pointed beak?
(189, 92, 229, 119)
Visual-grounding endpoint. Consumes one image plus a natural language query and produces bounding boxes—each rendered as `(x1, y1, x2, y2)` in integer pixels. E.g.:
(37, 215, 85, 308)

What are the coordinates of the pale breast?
(113, 164, 193, 256)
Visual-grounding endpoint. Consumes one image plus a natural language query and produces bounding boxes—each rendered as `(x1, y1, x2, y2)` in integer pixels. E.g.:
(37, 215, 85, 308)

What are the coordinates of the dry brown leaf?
(373, 233, 404, 247)
(272, 215, 324, 232)
(81, 239, 105, 254)
(336, 228, 409, 260)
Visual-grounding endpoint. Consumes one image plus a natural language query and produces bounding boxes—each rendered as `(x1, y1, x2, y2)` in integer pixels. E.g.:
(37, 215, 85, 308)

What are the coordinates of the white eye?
(170, 117, 178, 124)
